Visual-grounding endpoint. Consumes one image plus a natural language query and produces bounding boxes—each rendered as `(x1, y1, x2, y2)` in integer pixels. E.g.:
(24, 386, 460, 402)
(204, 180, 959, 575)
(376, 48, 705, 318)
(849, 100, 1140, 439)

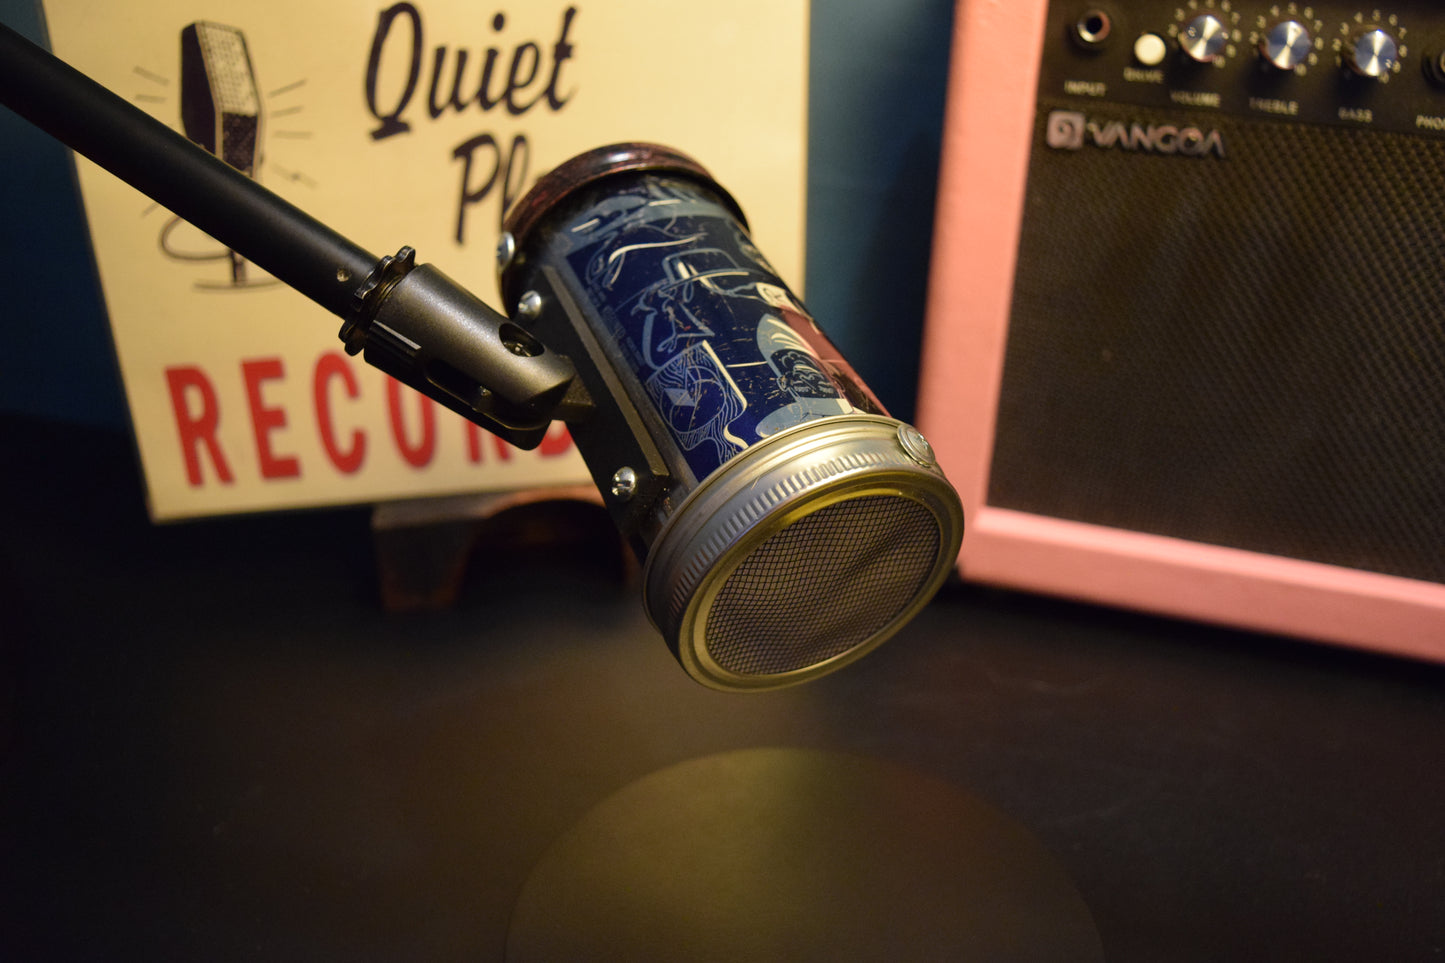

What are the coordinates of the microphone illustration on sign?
(0, 26, 964, 690)
(179, 22, 261, 284)
(136, 22, 309, 290)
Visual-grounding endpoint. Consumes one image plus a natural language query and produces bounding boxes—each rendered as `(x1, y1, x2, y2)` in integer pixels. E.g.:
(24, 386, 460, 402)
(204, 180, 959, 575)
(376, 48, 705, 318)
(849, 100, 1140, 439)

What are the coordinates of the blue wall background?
(0, 0, 955, 430)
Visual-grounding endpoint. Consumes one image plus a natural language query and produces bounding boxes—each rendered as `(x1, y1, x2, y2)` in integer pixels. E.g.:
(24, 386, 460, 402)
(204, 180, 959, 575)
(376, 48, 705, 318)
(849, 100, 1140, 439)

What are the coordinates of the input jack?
(1073, 9, 1113, 49)
(1424, 49, 1445, 89)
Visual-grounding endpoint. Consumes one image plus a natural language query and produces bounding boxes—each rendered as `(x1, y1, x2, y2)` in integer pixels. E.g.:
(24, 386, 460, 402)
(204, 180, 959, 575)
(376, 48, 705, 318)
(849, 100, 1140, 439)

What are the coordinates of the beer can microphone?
(500, 144, 964, 691)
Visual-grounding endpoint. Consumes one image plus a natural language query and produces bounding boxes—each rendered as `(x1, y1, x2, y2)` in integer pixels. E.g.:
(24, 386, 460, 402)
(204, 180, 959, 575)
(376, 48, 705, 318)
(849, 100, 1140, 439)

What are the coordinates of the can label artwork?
(560, 176, 883, 481)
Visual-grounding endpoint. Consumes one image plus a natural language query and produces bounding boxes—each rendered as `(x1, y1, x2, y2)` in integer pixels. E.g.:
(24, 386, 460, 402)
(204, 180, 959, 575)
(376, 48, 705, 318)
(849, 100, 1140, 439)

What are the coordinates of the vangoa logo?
(1046, 110, 1226, 158)
(1046, 110, 1088, 150)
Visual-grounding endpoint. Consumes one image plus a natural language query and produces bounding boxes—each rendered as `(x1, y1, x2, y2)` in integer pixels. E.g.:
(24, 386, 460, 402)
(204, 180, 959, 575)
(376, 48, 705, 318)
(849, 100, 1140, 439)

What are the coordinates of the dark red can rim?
(502, 142, 748, 253)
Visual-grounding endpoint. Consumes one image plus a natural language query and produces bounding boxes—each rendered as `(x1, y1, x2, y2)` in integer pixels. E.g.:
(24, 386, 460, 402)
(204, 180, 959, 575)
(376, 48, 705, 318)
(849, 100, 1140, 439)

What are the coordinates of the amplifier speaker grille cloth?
(991, 101, 1445, 584)
(705, 495, 941, 676)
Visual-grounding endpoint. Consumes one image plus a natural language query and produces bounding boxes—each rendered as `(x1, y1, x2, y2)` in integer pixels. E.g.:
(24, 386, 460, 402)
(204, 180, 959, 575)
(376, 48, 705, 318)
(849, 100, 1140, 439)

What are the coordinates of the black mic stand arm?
(0, 22, 590, 449)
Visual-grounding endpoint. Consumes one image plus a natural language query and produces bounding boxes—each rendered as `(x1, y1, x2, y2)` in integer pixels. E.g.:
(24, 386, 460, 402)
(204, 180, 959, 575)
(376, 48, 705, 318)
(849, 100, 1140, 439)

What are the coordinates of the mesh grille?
(992, 102, 1445, 584)
(703, 495, 941, 677)
(197, 27, 258, 112)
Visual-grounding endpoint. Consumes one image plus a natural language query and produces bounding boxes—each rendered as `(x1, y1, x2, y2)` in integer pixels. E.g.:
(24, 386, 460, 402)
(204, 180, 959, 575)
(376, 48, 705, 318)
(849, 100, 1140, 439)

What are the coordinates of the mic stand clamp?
(340, 245, 593, 450)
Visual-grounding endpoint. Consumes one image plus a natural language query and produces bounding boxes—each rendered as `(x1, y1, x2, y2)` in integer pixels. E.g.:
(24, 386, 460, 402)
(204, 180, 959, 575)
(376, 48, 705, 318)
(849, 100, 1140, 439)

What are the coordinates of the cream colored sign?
(43, 1, 808, 520)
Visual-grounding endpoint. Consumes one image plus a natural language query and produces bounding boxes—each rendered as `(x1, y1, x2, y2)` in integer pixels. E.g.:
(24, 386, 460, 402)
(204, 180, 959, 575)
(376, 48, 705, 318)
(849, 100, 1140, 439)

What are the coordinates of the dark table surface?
(3, 415, 1442, 962)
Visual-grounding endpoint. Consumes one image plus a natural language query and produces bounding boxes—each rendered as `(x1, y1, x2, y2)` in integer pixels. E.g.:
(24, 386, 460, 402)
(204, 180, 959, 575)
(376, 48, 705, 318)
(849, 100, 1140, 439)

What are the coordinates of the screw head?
(515, 290, 543, 320)
(496, 232, 518, 271)
(610, 467, 638, 500)
(897, 424, 938, 468)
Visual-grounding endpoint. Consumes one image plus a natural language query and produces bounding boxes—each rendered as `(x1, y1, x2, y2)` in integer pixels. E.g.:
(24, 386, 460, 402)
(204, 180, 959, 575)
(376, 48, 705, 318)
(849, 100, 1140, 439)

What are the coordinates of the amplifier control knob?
(1134, 32, 1170, 66)
(1180, 13, 1230, 63)
(1344, 26, 1399, 78)
(1259, 19, 1313, 70)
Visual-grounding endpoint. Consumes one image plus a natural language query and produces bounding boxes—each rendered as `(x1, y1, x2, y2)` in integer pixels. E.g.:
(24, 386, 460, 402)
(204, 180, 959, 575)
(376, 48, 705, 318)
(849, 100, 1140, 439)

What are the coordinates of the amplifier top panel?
(1042, 1, 1445, 135)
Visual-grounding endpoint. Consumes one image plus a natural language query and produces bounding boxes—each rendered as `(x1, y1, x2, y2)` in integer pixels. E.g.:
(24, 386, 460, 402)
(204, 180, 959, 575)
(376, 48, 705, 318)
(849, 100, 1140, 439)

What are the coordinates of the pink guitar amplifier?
(918, 0, 1445, 660)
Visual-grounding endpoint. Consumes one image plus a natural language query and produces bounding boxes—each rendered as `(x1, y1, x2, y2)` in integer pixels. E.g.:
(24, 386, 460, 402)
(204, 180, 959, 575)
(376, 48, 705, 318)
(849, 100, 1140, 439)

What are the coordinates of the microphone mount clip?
(341, 244, 593, 450)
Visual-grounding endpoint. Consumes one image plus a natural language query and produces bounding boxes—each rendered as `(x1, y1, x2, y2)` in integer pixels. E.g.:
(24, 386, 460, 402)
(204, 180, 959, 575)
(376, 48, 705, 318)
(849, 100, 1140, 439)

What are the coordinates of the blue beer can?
(501, 144, 962, 691)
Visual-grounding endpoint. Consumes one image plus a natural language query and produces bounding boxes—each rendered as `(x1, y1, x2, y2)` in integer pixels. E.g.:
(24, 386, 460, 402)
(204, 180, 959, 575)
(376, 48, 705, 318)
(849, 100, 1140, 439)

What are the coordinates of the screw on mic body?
(515, 289, 543, 320)
(610, 467, 638, 500)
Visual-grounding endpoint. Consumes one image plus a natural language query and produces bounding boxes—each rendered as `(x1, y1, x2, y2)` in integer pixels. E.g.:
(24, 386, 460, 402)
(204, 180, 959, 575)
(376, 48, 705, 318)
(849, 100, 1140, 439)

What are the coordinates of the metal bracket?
(524, 265, 674, 542)
(340, 247, 591, 449)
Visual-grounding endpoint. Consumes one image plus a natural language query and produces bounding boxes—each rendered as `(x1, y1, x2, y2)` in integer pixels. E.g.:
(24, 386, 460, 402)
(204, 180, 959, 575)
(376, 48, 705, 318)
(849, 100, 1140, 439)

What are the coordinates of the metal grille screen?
(990, 101, 1445, 585)
(705, 495, 941, 677)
